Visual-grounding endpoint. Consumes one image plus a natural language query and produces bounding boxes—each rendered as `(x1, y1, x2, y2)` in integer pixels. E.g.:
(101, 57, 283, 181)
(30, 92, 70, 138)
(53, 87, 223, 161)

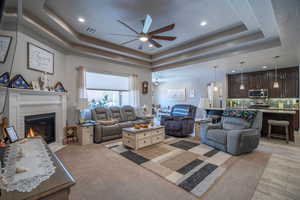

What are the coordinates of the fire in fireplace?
(24, 113, 56, 144)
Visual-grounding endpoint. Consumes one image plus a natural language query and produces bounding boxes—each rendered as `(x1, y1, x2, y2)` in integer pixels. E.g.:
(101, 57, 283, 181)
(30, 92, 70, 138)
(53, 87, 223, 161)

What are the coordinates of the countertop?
(204, 107, 298, 114)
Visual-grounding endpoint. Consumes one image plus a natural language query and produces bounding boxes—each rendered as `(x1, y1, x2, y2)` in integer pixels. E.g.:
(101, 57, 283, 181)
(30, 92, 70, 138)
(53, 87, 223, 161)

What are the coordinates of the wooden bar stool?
(268, 120, 289, 143)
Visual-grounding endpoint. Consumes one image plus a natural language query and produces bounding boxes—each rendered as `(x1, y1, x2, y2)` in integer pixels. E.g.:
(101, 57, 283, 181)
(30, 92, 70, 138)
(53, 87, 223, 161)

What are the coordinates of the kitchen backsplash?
(227, 98, 299, 109)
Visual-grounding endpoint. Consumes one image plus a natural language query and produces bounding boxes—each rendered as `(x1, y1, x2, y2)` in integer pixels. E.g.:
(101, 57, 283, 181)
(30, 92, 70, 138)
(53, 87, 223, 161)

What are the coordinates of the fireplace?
(24, 113, 56, 144)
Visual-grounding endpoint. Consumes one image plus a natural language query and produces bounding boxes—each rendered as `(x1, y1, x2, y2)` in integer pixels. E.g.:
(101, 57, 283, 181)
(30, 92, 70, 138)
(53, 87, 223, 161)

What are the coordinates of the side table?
(194, 119, 211, 140)
(78, 123, 95, 145)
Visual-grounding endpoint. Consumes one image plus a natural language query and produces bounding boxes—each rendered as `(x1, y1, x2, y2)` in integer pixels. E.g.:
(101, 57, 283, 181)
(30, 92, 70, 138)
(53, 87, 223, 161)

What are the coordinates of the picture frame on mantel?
(27, 42, 54, 74)
(0, 35, 12, 63)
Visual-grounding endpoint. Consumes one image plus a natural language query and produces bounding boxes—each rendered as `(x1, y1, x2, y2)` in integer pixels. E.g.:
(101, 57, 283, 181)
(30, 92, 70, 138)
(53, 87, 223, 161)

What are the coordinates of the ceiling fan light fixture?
(200, 21, 207, 26)
(139, 36, 148, 42)
(78, 17, 85, 23)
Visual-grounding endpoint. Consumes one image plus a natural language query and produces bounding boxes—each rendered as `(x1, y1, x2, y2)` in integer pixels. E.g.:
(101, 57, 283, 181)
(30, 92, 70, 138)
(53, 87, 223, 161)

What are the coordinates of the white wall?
(11, 32, 66, 86)
(64, 55, 152, 125)
(153, 72, 227, 118)
(1, 31, 152, 125)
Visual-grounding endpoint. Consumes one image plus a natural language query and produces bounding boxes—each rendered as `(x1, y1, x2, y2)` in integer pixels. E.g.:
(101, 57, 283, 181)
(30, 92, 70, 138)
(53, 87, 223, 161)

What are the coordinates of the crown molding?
(152, 38, 281, 72)
(152, 31, 265, 67)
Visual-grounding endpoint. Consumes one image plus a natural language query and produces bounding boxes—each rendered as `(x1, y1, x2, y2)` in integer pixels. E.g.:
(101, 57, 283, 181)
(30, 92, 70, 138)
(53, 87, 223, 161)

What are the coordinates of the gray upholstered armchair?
(201, 110, 262, 155)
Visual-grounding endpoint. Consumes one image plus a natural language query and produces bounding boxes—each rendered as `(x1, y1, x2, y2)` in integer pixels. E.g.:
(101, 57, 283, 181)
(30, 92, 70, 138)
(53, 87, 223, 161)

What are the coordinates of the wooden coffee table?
(122, 126, 165, 150)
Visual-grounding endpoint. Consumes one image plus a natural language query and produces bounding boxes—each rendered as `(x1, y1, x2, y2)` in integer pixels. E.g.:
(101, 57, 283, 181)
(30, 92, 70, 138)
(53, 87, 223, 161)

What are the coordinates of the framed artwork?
(0, 35, 12, 63)
(167, 89, 186, 100)
(27, 42, 54, 74)
(4, 126, 19, 143)
(9, 74, 31, 89)
(54, 81, 67, 92)
(0, 72, 10, 86)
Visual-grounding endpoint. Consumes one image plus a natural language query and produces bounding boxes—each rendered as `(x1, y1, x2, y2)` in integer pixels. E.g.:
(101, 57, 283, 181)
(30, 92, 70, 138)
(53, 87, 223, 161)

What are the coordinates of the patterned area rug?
(106, 138, 232, 198)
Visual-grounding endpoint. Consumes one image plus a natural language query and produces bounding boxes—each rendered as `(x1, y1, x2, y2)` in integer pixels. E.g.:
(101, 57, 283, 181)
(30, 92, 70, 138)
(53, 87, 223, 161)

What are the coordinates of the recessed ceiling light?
(149, 44, 153, 48)
(78, 17, 85, 23)
(262, 65, 268, 69)
(200, 21, 207, 26)
(232, 70, 236, 73)
(139, 36, 148, 42)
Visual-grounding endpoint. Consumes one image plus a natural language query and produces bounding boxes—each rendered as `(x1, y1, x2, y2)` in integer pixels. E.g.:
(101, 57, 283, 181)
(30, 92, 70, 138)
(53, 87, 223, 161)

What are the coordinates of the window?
(86, 72, 129, 108)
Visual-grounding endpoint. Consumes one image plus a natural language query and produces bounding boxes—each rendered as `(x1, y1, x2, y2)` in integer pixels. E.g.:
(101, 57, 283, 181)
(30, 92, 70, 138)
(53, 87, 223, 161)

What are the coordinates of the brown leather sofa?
(92, 106, 150, 143)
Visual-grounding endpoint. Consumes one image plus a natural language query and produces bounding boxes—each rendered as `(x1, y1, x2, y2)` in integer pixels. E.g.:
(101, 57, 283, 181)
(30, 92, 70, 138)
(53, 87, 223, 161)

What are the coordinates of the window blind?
(86, 72, 129, 91)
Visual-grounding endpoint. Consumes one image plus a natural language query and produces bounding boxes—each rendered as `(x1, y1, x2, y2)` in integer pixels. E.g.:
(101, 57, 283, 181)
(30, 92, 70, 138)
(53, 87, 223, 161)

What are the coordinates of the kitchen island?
(205, 107, 298, 142)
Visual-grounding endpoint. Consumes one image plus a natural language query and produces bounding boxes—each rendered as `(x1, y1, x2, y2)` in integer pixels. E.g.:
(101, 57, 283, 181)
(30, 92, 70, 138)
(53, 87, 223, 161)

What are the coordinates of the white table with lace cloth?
(0, 137, 56, 193)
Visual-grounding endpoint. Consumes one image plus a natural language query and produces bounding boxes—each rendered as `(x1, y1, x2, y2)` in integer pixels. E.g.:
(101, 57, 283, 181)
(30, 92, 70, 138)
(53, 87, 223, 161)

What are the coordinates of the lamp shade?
(77, 98, 89, 110)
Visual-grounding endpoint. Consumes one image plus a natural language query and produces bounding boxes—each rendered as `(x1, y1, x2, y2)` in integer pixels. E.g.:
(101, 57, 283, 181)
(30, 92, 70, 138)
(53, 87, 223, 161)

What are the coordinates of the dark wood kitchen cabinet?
(227, 73, 248, 98)
(227, 66, 299, 98)
(247, 71, 268, 90)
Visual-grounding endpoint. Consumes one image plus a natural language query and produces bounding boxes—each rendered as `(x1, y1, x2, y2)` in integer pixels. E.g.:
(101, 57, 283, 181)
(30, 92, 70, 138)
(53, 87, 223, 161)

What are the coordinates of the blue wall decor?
(54, 81, 67, 92)
(0, 72, 10, 86)
(9, 74, 31, 89)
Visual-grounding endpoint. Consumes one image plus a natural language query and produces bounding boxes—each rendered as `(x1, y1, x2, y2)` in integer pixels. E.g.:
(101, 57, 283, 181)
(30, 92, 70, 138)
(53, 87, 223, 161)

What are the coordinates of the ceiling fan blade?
(110, 33, 138, 38)
(148, 24, 175, 35)
(149, 39, 162, 48)
(151, 35, 176, 41)
(117, 20, 139, 34)
(142, 14, 152, 33)
(120, 39, 138, 45)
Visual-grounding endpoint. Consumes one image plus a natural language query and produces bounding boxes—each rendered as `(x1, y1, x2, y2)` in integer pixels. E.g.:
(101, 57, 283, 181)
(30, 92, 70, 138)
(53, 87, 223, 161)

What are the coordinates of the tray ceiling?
(43, 0, 242, 54)
(5, 0, 292, 71)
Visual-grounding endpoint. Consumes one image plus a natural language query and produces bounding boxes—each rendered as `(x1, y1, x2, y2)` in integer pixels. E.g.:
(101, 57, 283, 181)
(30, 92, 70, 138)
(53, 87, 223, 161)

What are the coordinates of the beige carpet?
(56, 139, 271, 200)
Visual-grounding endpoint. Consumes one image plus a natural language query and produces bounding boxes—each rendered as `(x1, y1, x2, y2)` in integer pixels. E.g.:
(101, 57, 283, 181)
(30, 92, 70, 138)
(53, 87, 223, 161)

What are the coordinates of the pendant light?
(213, 66, 218, 91)
(273, 56, 280, 88)
(240, 61, 245, 90)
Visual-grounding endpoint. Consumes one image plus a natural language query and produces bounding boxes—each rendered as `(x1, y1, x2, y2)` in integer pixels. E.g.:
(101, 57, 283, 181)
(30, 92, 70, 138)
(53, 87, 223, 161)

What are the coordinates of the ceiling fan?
(113, 14, 176, 50)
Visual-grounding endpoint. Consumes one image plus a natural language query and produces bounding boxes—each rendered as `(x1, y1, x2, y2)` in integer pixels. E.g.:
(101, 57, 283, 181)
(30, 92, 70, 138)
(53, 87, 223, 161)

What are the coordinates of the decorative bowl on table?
(134, 124, 141, 129)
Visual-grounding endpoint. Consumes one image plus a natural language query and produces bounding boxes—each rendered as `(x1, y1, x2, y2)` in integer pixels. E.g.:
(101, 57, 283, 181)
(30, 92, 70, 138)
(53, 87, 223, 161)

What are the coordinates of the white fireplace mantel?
(2, 87, 67, 147)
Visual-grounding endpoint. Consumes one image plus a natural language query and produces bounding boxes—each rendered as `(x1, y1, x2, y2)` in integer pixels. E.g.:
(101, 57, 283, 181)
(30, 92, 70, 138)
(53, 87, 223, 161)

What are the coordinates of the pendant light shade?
(240, 84, 245, 90)
(240, 61, 245, 90)
(273, 56, 280, 89)
(214, 85, 218, 92)
(273, 81, 279, 88)
(213, 66, 218, 91)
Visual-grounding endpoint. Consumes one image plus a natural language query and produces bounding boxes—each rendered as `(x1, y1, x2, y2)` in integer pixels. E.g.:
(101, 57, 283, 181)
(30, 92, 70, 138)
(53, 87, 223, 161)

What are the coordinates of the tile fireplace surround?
(0, 87, 67, 150)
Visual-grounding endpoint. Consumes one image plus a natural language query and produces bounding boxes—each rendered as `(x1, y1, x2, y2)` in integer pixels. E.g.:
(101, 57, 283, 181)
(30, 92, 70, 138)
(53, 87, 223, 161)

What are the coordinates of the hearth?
(25, 113, 56, 144)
